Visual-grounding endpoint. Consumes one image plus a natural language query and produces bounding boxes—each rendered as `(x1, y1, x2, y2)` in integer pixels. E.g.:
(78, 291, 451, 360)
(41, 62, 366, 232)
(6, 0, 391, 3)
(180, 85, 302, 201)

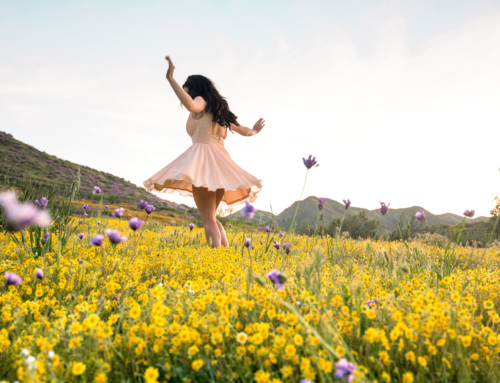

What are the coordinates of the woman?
(144, 56, 264, 247)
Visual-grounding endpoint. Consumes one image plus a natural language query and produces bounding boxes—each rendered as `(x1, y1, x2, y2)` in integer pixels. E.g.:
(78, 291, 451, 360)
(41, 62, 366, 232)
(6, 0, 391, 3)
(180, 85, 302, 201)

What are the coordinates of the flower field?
(1, 216, 499, 382)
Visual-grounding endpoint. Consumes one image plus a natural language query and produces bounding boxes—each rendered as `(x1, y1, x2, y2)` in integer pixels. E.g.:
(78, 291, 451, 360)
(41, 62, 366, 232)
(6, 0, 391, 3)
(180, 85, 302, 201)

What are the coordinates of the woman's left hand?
(165, 56, 175, 80)
(252, 118, 265, 133)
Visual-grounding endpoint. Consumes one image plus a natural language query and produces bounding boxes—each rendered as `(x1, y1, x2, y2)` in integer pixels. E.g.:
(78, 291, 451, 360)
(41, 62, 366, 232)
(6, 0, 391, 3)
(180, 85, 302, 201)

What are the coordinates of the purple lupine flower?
(112, 208, 125, 217)
(35, 269, 44, 280)
(279, 232, 284, 237)
(189, 223, 195, 231)
(137, 200, 148, 210)
(415, 209, 426, 222)
(264, 226, 270, 233)
(90, 234, 104, 246)
(41, 232, 50, 245)
(302, 155, 319, 169)
(97, 221, 101, 226)
(343, 199, 351, 210)
(93, 186, 101, 194)
(380, 202, 389, 216)
(145, 205, 156, 214)
(464, 209, 475, 218)
(266, 270, 287, 290)
(228, 224, 232, 228)
(244, 238, 251, 248)
(114, 295, 120, 301)
(35, 197, 49, 209)
(0, 192, 51, 231)
(5, 272, 22, 286)
(105, 204, 108, 209)
(282, 243, 291, 255)
(105, 230, 127, 245)
(240, 200, 256, 220)
(335, 358, 356, 382)
(128, 217, 144, 231)
(83, 204, 88, 210)
(78, 258, 83, 264)
(317, 197, 326, 211)
(273, 241, 281, 250)
(77, 233, 84, 239)
(78, 220, 82, 224)
(366, 299, 379, 310)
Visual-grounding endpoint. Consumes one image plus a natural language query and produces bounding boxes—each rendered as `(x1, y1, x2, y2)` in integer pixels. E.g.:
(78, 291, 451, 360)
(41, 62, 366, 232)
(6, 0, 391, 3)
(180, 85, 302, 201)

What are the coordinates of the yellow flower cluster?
(0, 218, 498, 382)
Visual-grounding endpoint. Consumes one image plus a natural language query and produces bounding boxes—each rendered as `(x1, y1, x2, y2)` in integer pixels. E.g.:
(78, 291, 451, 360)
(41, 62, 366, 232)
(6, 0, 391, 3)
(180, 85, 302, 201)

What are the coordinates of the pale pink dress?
(144, 112, 262, 205)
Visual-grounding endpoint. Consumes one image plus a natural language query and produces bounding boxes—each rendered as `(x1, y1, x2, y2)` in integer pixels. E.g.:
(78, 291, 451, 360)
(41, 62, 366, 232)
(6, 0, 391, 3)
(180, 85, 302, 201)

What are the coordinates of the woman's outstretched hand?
(165, 56, 175, 80)
(252, 118, 265, 134)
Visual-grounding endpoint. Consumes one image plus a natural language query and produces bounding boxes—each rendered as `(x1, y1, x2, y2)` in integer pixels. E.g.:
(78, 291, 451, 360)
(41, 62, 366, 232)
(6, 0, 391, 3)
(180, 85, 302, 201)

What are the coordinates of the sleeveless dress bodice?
(187, 112, 227, 148)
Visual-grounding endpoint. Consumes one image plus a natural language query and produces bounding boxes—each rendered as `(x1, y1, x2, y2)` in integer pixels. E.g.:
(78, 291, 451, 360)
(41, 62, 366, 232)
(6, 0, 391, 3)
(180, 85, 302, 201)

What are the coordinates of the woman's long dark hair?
(182, 75, 239, 129)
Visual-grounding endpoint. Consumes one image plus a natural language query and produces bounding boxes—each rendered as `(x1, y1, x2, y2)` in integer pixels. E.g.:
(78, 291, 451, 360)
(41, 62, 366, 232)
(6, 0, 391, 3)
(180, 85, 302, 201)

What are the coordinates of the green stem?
(288, 169, 309, 233)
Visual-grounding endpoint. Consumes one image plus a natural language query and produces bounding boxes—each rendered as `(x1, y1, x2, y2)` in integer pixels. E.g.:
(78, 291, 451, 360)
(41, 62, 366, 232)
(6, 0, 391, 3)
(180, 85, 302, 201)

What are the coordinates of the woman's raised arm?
(230, 118, 265, 136)
(165, 56, 206, 113)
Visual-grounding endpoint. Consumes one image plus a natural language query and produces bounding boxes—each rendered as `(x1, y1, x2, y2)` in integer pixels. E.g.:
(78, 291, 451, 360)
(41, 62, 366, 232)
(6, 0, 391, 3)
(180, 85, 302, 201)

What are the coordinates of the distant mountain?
(0, 131, 191, 213)
(228, 196, 489, 231)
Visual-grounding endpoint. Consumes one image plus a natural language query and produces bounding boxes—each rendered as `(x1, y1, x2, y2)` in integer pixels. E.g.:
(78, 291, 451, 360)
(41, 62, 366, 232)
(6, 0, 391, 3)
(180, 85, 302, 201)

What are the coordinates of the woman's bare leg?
(215, 189, 229, 247)
(192, 186, 221, 247)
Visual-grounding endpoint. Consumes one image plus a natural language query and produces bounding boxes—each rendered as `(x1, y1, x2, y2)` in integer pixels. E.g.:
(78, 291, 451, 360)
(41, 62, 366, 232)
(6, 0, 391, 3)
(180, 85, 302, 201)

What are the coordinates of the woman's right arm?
(230, 118, 265, 136)
(165, 56, 206, 113)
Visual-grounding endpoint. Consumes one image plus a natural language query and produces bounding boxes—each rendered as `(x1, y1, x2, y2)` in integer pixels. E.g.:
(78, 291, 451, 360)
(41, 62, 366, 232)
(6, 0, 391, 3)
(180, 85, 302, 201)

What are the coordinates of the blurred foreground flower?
(189, 223, 195, 231)
(244, 238, 251, 248)
(90, 234, 104, 247)
(77, 233, 84, 239)
(317, 197, 326, 211)
(240, 200, 256, 220)
(343, 199, 351, 210)
(105, 230, 127, 245)
(366, 299, 379, 310)
(415, 209, 427, 222)
(5, 272, 22, 286)
(464, 209, 475, 218)
(41, 232, 50, 245)
(264, 226, 270, 232)
(380, 202, 389, 216)
(335, 358, 356, 382)
(35, 269, 44, 280)
(145, 205, 156, 214)
(273, 241, 280, 250)
(0, 191, 51, 231)
(137, 200, 148, 210)
(303, 155, 319, 169)
(93, 186, 101, 194)
(266, 270, 287, 290)
(129, 217, 144, 231)
(112, 208, 125, 218)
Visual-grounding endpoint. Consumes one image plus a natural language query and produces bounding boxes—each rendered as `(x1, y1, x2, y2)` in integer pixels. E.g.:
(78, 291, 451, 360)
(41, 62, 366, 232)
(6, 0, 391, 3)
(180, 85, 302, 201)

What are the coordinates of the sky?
(1, 0, 499, 217)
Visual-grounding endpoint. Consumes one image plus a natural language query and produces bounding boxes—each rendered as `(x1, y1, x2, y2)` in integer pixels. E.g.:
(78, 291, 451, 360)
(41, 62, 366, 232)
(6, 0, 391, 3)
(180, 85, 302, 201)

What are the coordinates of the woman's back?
(187, 112, 227, 147)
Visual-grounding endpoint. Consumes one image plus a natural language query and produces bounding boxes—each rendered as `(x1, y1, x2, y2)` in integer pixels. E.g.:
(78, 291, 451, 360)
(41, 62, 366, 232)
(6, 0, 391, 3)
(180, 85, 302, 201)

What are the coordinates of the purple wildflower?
(41, 232, 50, 245)
(415, 209, 426, 222)
(302, 154, 319, 169)
(93, 186, 101, 194)
(279, 232, 284, 237)
(77, 233, 84, 239)
(35, 269, 44, 280)
(318, 197, 326, 211)
(83, 204, 88, 210)
(380, 202, 389, 216)
(78, 258, 83, 264)
(240, 200, 256, 220)
(244, 238, 251, 248)
(335, 358, 356, 382)
(90, 234, 104, 247)
(266, 270, 287, 290)
(0, 192, 51, 231)
(78, 220, 82, 224)
(105, 204, 108, 209)
(114, 295, 120, 301)
(282, 243, 291, 255)
(300, 380, 314, 383)
(228, 224, 232, 228)
(145, 205, 156, 214)
(343, 199, 351, 210)
(35, 197, 49, 209)
(112, 208, 125, 217)
(105, 230, 127, 245)
(366, 299, 379, 310)
(5, 272, 22, 286)
(128, 217, 144, 231)
(137, 200, 148, 210)
(264, 226, 270, 233)
(97, 221, 101, 226)
(464, 209, 475, 218)
(273, 241, 281, 250)
(189, 222, 195, 231)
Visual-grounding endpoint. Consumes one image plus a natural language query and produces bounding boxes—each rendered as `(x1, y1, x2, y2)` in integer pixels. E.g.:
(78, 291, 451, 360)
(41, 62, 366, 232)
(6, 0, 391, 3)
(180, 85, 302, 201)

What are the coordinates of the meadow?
(0, 197, 499, 382)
